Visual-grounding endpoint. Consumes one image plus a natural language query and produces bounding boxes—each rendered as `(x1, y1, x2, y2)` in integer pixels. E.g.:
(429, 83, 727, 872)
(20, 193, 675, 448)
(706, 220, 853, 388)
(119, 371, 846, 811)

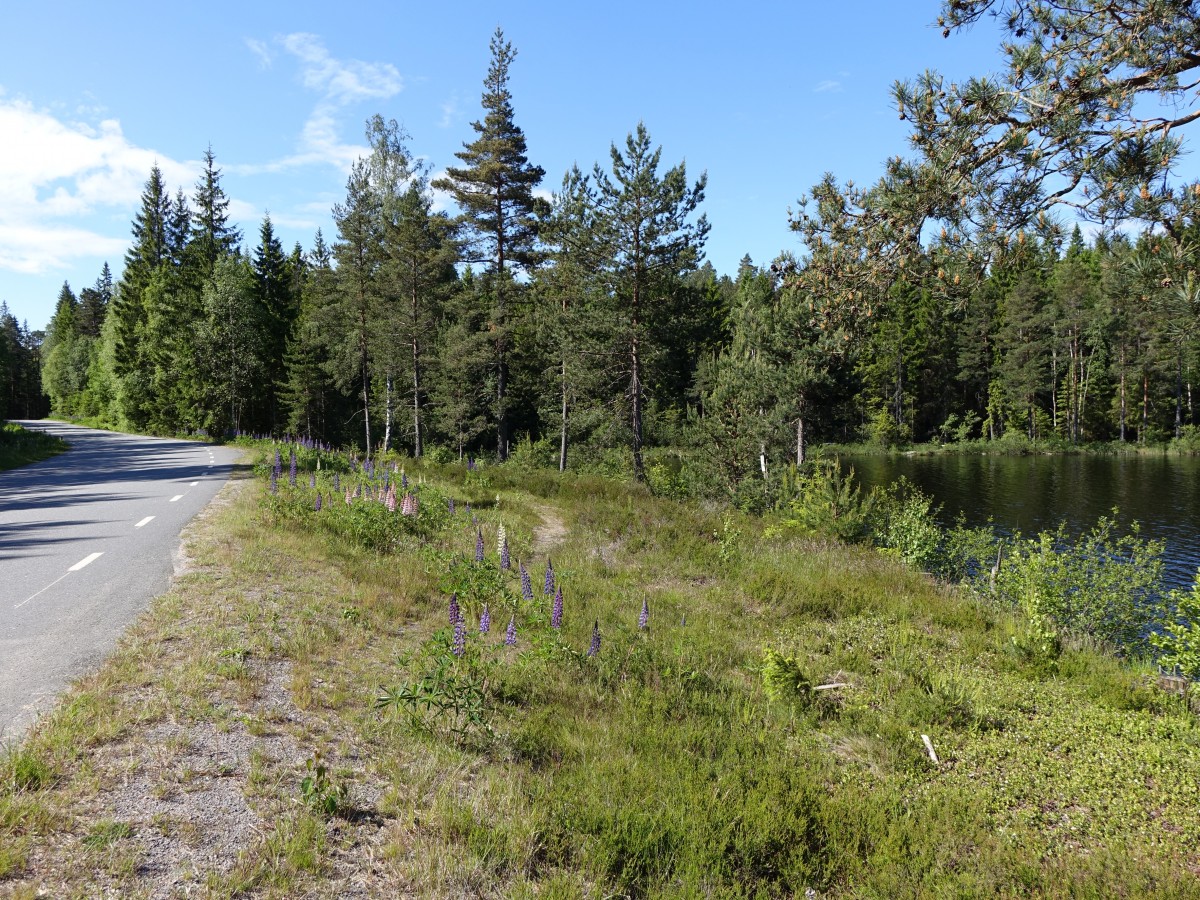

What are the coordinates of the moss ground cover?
(1, 440, 1198, 897)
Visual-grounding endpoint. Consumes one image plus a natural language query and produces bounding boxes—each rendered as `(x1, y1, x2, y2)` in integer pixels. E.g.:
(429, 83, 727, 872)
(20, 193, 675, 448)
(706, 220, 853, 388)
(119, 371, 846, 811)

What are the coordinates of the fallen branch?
(921, 733, 940, 765)
(813, 682, 850, 692)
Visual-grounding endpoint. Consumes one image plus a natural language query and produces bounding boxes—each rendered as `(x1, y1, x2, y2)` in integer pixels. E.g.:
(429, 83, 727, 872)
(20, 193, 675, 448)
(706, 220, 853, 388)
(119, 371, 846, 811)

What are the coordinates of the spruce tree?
(253, 214, 295, 431)
(188, 146, 241, 280)
(433, 27, 545, 461)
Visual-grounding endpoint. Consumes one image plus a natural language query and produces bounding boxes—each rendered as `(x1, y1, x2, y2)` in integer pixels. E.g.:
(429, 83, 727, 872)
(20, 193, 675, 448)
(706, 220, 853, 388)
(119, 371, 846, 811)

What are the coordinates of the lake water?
(843, 452, 1200, 592)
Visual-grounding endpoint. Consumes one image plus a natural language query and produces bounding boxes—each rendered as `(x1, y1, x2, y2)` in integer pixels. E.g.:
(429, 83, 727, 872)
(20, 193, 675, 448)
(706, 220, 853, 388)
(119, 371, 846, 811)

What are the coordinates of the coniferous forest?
(26, 13, 1200, 505)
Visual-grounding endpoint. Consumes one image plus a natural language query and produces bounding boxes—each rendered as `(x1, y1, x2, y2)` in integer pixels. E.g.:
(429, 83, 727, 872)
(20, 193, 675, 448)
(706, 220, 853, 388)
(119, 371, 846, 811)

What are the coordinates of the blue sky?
(2, 2, 1017, 330)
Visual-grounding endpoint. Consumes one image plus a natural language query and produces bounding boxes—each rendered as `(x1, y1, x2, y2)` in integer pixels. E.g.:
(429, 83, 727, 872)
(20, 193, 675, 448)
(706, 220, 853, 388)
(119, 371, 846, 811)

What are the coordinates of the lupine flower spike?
(333, 472, 339, 492)
(505, 615, 517, 646)
(309, 473, 316, 488)
(452, 613, 466, 657)
(551, 586, 563, 629)
(475, 529, 485, 563)
(269, 470, 278, 494)
(520, 562, 533, 601)
(448, 497, 456, 516)
(587, 620, 601, 657)
(498, 523, 510, 570)
(273, 448, 282, 478)
(479, 604, 491, 633)
(639, 597, 650, 631)
(544, 559, 555, 595)
(314, 493, 322, 511)
(288, 448, 297, 487)
(401, 469, 408, 490)
(449, 592, 460, 625)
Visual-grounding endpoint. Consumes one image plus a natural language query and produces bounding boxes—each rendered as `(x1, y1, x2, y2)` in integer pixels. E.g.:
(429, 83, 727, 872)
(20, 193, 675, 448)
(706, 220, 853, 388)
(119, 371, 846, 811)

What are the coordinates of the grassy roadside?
(2, 445, 1199, 897)
(0, 422, 68, 471)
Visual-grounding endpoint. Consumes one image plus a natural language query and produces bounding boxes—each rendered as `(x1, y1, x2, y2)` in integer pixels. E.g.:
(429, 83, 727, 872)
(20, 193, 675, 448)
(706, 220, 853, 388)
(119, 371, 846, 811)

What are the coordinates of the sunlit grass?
(2, 442, 1198, 896)
(0, 422, 67, 471)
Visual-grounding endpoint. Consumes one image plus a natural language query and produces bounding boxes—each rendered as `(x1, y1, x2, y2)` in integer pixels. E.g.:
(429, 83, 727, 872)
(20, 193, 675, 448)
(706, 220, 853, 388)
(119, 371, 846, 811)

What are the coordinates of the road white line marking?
(15, 573, 69, 609)
(69, 552, 103, 571)
(190, 481, 198, 486)
(170, 494, 183, 502)
(135, 516, 155, 528)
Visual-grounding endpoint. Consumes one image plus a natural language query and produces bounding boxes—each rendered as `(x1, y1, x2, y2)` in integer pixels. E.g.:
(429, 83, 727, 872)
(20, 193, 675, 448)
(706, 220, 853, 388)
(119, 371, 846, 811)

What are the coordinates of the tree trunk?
(795, 412, 805, 466)
(559, 357, 568, 473)
(1119, 347, 1127, 442)
(411, 281, 423, 458)
(631, 331, 645, 481)
(495, 192, 509, 463)
(1176, 349, 1184, 439)
(383, 372, 392, 453)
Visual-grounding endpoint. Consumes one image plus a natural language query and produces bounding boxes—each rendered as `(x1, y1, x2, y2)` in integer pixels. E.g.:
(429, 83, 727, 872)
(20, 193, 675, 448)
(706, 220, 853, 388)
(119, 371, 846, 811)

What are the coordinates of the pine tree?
(383, 178, 458, 456)
(433, 27, 545, 461)
(331, 158, 383, 454)
(587, 122, 709, 481)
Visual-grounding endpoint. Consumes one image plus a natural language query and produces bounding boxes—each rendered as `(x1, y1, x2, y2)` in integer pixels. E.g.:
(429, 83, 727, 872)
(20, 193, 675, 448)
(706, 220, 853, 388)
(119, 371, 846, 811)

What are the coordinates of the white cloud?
(281, 33, 402, 104)
(439, 96, 459, 129)
(814, 80, 842, 94)
(245, 37, 273, 69)
(0, 96, 197, 275)
(233, 33, 404, 176)
(0, 222, 127, 275)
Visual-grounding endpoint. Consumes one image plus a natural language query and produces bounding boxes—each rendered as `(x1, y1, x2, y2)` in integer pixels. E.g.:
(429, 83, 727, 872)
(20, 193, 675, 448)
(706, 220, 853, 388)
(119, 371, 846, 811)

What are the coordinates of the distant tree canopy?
(19, 13, 1200, 505)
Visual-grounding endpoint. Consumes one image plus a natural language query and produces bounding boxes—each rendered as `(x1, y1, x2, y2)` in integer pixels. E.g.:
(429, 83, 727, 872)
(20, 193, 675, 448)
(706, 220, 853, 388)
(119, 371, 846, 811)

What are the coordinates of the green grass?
(3, 443, 1199, 896)
(0, 422, 67, 471)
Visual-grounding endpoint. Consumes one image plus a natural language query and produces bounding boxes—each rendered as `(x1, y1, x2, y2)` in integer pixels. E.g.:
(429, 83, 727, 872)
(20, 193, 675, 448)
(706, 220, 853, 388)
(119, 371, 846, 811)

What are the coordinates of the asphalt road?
(0, 421, 242, 743)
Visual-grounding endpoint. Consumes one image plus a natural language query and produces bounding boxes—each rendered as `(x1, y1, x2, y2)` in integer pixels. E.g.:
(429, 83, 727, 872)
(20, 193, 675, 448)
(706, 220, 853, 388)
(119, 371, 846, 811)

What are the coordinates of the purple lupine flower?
(449, 592, 459, 625)
(465, 502, 471, 516)
(309, 472, 316, 488)
(269, 469, 278, 494)
(638, 597, 649, 631)
(452, 613, 466, 657)
(314, 493, 322, 511)
(448, 497, 456, 516)
(273, 448, 282, 478)
(505, 615, 517, 646)
(544, 559, 555, 595)
(551, 586, 563, 629)
(479, 604, 491, 633)
(520, 562, 533, 601)
(587, 620, 601, 657)
(288, 448, 297, 487)
(401, 470, 408, 490)
(467, 456, 476, 471)
(333, 472, 340, 492)
(500, 535, 510, 571)
(474, 529, 485, 563)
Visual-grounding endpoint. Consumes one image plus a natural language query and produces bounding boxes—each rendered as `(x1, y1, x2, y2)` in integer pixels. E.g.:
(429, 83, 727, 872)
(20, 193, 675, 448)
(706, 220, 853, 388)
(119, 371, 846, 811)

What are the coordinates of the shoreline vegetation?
(2, 436, 1198, 897)
(0, 422, 68, 472)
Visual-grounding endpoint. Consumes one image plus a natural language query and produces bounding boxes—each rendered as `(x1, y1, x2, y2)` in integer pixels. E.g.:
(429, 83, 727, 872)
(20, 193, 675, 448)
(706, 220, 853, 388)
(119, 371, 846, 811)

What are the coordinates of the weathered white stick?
(813, 682, 850, 692)
(921, 733, 940, 765)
